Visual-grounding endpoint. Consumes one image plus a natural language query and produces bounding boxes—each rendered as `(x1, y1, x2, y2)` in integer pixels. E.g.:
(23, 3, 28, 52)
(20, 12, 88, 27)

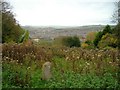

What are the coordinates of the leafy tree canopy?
(1, 0, 29, 43)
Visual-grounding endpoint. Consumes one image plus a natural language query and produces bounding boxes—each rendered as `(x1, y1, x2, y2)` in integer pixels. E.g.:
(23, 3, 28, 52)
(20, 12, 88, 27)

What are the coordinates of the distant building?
(33, 38, 39, 42)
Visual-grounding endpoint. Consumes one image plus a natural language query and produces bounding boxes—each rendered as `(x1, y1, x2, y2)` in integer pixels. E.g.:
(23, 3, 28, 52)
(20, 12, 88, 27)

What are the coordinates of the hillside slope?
(22, 25, 107, 40)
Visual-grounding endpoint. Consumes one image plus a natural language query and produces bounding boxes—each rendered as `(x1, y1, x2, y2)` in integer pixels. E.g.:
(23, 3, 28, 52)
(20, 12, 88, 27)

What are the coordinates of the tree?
(0, 1, 1, 43)
(98, 33, 117, 48)
(112, 1, 120, 48)
(86, 32, 97, 43)
(85, 32, 97, 47)
(112, 1, 120, 23)
(102, 25, 112, 35)
(1, 0, 28, 43)
(112, 1, 120, 86)
(72, 36, 81, 47)
(93, 25, 112, 47)
(93, 31, 103, 47)
(62, 36, 81, 47)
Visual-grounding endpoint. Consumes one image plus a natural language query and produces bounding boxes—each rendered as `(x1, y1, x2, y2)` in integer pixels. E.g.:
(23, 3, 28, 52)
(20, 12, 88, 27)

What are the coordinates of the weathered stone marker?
(41, 62, 52, 80)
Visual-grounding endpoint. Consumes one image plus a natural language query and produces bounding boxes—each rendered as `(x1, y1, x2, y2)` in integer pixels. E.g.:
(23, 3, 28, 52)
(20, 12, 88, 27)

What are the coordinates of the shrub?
(86, 32, 97, 43)
(93, 25, 113, 47)
(98, 33, 118, 48)
(93, 31, 103, 47)
(62, 36, 81, 47)
(53, 36, 64, 47)
(85, 40, 92, 45)
(102, 25, 112, 35)
(81, 43, 89, 48)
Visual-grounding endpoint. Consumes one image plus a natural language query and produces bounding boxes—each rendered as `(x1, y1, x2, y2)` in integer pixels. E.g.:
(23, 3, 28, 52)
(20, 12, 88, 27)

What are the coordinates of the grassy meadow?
(2, 42, 120, 88)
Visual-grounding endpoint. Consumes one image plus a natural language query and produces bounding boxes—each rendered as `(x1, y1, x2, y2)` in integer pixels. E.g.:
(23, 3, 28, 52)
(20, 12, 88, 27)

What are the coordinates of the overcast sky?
(9, 0, 118, 26)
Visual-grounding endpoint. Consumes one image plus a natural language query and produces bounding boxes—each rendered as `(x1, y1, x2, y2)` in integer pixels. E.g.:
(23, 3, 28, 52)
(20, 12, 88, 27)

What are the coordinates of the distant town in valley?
(22, 25, 115, 41)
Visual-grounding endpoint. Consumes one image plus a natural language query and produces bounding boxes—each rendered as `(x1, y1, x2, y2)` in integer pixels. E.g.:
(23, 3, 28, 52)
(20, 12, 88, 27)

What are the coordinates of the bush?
(62, 36, 81, 47)
(102, 25, 112, 35)
(93, 25, 113, 47)
(85, 40, 92, 45)
(86, 32, 97, 43)
(93, 31, 103, 47)
(98, 33, 118, 48)
(81, 43, 89, 48)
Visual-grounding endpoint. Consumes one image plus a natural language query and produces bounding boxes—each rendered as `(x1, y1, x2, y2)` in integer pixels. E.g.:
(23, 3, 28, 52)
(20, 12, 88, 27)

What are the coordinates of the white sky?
(9, 0, 118, 26)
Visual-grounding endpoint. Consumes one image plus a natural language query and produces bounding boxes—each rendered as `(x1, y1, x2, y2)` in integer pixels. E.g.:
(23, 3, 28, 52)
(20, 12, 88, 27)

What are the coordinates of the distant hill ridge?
(22, 25, 115, 40)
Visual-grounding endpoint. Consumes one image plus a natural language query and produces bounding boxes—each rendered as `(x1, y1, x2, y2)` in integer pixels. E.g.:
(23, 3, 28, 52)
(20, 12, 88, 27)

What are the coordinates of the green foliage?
(19, 30, 29, 43)
(112, 23, 120, 36)
(112, 23, 120, 48)
(83, 41, 95, 49)
(93, 25, 113, 47)
(98, 33, 118, 48)
(86, 32, 97, 43)
(1, 1, 28, 43)
(53, 36, 65, 47)
(62, 36, 81, 47)
(93, 31, 103, 47)
(2, 56, 39, 88)
(102, 25, 112, 35)
(85, 40, 92, 45)
(2, 56, 119, 88)
(2, 43, 119, 88)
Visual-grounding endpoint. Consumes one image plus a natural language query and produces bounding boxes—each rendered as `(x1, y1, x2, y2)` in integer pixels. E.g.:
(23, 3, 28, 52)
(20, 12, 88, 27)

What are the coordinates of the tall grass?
(2, 43, 120, 88)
